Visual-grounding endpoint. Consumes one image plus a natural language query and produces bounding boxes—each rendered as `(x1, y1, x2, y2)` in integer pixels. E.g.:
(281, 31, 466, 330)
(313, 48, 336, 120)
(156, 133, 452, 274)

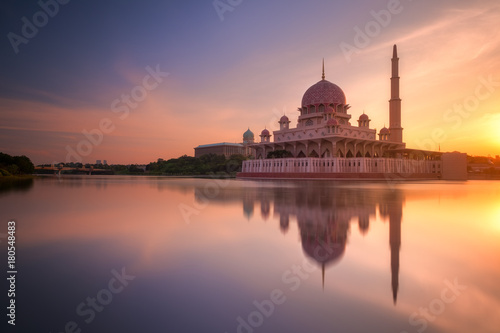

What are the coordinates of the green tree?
(13, 155, 34, 174)
(6, 164, 19, 175)
(128, 165, 145, 174)
(0, 152, 34, 175)
(0, 152, 14, 166)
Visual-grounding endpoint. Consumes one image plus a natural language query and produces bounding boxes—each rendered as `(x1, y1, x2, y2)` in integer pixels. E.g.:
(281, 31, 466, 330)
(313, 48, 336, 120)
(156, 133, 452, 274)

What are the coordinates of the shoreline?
(0, 175, 36, 181)
(28, 173, 500, 181)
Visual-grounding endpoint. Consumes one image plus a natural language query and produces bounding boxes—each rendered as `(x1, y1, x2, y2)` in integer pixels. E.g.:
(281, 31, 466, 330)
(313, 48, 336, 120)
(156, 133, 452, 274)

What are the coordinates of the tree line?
(147, 154, 247, 176)
(0, 152, 34, 176)
(38, 153, 247, 176)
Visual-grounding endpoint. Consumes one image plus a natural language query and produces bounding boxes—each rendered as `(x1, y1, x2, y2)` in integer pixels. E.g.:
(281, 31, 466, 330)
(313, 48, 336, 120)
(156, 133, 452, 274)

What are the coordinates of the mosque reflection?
(194, 181, 403, 304)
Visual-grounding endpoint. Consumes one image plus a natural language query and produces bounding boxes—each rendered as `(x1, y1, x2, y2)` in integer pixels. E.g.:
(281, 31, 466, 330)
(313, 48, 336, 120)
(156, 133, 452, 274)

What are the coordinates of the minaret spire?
(389, 44, 403, 144)
(322, 58, 325, 80)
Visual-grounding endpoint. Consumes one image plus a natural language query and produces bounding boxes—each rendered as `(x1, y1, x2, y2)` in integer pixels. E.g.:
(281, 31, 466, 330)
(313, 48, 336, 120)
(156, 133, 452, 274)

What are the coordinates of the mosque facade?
(238, 45, 467, 180)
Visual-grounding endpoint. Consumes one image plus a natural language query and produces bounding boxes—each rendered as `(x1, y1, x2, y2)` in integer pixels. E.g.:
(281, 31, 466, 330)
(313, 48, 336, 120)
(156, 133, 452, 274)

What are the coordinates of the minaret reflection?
(193, 181, 404, 303)
(250, 182, 403, 303)
(390, 209, 401, 304)
(379, 191, 404, 305)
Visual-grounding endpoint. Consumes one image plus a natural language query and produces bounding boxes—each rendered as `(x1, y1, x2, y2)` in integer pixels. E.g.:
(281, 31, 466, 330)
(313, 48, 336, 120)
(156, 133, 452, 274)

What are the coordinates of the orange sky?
(1, 1, 499, 164)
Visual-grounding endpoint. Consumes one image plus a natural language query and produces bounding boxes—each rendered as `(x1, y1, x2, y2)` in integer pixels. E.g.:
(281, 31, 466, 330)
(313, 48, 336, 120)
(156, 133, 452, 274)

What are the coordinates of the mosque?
(237, 45, 467, 180)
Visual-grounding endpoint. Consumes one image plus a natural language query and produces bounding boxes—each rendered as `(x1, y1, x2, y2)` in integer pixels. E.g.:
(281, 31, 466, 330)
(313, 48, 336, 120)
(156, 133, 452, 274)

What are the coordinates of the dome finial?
(322, 58, 325, 80)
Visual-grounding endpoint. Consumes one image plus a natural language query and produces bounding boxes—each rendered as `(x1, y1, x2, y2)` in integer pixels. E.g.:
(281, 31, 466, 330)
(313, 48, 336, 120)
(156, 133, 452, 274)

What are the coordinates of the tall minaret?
(389, 45, 403, 143)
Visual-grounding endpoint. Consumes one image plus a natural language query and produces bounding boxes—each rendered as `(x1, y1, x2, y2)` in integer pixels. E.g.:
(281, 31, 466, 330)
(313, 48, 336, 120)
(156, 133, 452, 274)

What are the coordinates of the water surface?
(1, 176, 499, 333)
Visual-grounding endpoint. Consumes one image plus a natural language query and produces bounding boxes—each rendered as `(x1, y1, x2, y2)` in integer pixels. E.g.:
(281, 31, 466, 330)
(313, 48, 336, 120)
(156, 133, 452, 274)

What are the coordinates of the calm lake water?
(1, 176, 499, 333)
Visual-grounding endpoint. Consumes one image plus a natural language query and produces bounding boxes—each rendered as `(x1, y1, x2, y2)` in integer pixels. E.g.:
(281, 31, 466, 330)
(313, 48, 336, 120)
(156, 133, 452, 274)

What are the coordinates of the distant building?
(194, 129, 255, 158)
(96, 160, 102, 164)
(442, 152, 468, 180)
(103, 160, 107, 165)
(194, 142, 245, 158)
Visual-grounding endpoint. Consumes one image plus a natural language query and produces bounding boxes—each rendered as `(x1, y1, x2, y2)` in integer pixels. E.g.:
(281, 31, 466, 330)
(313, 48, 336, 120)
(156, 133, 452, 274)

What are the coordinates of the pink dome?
(279, 115, 289, 123)
(380, 127, 390, 134)
(302, 79, 346, 107)
(301, 233, 346, 264)
(359, 113, 369, 121)
(261, 128, 270, 136)
(326, 119, 339, 126)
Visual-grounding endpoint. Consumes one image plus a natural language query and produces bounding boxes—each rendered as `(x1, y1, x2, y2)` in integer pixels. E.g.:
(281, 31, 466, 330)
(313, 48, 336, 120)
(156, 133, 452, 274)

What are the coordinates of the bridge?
(34, 165, 108, 175)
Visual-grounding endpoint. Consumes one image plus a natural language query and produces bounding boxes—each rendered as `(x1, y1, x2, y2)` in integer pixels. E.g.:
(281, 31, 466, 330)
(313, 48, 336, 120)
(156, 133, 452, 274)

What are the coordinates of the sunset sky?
(1, 0, 499, 164)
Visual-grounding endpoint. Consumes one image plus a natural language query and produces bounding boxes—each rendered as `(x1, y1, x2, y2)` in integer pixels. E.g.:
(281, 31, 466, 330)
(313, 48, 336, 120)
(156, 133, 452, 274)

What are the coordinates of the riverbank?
(0, 175, 35, 192)
(0, 174, 36, 181)
(33, 173, 238, 179)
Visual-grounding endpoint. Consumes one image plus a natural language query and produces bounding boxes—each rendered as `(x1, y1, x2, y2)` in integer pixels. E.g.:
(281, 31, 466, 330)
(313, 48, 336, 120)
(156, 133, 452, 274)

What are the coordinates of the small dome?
(261, 128, 270, 136)
(279, 115, 289, 123)
(326, 119, 339, 126)
(243, 128, 254, 139)
(380, 127, 390, 134)
(359, 113, 369, 121)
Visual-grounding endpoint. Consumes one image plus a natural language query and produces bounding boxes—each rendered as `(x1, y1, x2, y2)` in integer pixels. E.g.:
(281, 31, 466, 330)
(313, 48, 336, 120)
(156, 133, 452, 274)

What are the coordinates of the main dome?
(301, 79, 346, 107)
